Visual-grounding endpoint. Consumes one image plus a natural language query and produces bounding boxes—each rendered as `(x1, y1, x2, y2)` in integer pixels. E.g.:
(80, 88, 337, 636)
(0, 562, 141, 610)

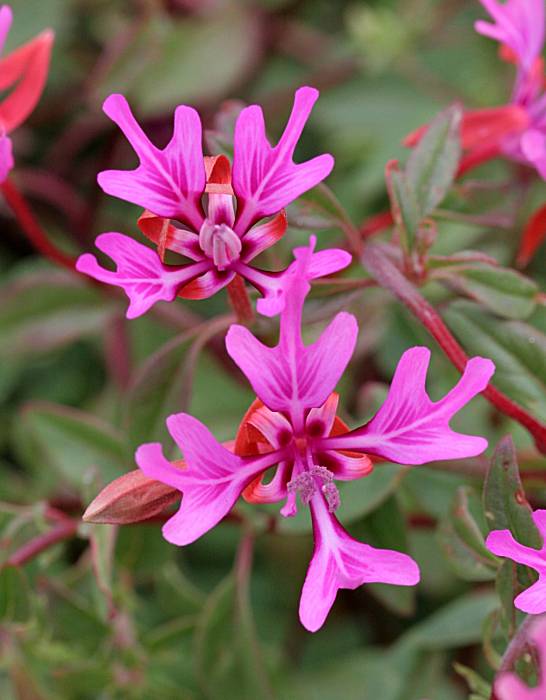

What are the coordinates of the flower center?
(199, 220, 242, 271)
(287, 465, 340, 513)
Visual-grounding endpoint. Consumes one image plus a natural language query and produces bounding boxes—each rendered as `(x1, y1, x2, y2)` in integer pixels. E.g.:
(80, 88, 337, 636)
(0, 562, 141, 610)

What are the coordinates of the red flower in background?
(404, 0, 546, 265)
(0, 4, 54, 182)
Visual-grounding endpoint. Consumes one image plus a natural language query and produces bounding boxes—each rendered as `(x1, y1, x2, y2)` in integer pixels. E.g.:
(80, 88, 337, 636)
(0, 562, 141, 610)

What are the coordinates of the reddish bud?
(82, 468, 180, 524)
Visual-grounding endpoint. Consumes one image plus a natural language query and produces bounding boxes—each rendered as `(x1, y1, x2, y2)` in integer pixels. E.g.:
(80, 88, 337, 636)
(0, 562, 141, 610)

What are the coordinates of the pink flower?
(486, 509, 546, 614)
(135, 237, 495, 632)
(475, 0, 546, 178)
(77, 88, 335, 317)
(475, 0, 545, 74)
(0, 5, 54, 182)
(495, 617, 546, 699)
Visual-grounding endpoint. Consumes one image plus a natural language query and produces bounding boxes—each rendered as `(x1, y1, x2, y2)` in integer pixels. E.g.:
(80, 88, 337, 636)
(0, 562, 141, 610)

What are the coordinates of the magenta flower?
(475, 0, 546, 178)
(495, 617, 546, 699)
(134, 237, 495, 632)
(475, 0, 545, 74)
(76, 87, 335, 318)
(486, 509, 546, 614)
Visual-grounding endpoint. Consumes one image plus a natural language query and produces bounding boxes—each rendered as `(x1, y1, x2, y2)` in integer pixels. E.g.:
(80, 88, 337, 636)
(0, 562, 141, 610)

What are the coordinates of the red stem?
(1, 178, 77, 272)
(227, 274, 255, 324)
(7, 519, 78, 567)
(360, 210, 394, 238)
(362, 243, 546, 454)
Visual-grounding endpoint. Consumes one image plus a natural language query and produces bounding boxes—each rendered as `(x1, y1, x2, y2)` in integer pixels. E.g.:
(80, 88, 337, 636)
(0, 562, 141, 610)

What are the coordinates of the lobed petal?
(299, 493, 419, 632)
(98, 95, 206, 229)
(76, 232, 209, 318)
(514, 578, 546, 614)
(232, 87, 334, 233)
(486, 528, 546, 570)
(136, 413, 284, 545)
(227, 238, 355, 414)
(319, 347, 495, 464)
(226, 311, 357, 415)
(475, 0, 545, 72)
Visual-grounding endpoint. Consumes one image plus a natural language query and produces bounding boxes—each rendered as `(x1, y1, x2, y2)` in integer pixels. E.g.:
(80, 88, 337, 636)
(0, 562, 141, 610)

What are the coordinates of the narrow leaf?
(0, 266, 116, 359)
(406, 104, 462, 216)
(436, 263, 538, 320)
(445, 301, 546, 423)
(437, 486, 497, 582)
(0, 566, 32, 623)
(483, 435, 542, 548)
(14, 401, 126, 487)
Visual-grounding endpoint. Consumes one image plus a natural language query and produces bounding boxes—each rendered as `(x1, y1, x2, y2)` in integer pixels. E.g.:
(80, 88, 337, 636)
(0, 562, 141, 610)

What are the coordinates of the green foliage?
(437, 486, 498, 582)
(483, 436, 542, 547)
(434, 262, 539, 320)
(445, 301, 546, 422)
(386, 105, 461, 251)
(0, 0, 545, 697)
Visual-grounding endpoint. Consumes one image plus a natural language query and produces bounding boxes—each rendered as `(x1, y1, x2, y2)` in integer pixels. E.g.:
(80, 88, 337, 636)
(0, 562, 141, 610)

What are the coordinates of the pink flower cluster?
(74, 80, 498, 630)
(475, 0, 546, 177)
(77, 87, 334, 317)
(136, 238, 494, 631)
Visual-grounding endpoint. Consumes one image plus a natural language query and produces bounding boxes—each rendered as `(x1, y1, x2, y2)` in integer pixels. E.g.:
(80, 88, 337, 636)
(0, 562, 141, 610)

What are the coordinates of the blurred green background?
(1, 0, 545, 698)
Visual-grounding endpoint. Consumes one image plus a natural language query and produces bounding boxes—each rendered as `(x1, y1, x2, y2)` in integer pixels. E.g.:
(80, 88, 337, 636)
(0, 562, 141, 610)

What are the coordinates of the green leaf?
(126, 328, 253, 453)
(406, 104, 461, 217)
(496, 559, 519, 638)
(444, 300, 546, 422)
(400, 590, 498, 650)
(436, 263, 538, 320)
(124, 331, 194, 452)
(0, 566, 32, 623)
(388, 167, 420, 251)
(290, 182, 359, 235)
(193, 539, 274, 700)
(437, 486, 498, 582)
(453, 663, 491, 698)
(281, 649, 404, 700)
(482, 607, 503, 668)
(88, 524, 117, 621)
(483, 435, 542, 548)
(100, 8, 259, 116)
(13, 401, 127, 487)
(0, 266, 116, 360)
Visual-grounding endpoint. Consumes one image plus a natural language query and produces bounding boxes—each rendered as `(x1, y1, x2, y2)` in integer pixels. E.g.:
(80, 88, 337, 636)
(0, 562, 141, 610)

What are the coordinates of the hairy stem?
(7, 518, 78, 567)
